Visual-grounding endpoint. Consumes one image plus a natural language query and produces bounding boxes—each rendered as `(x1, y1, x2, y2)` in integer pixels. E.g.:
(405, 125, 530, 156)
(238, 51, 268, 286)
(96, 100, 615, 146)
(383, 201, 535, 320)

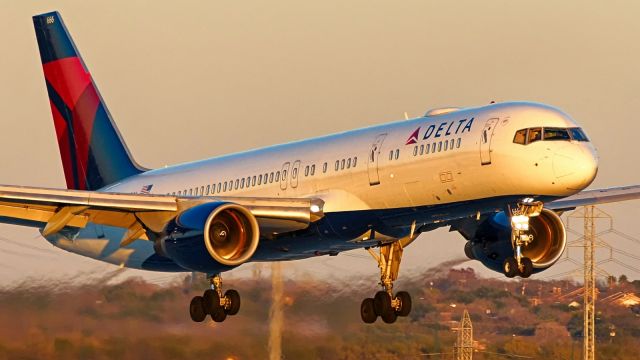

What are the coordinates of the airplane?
(2, 10, 639, 324)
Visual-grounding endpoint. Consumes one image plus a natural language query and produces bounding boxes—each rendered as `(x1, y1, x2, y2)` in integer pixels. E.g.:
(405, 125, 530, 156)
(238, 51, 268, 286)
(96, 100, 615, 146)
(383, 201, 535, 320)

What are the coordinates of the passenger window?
(569, 127, 589, 142)
(395, 149, 399, 160)
(413, 146, 418, 156)
(389, 150, 393, 160)
(426, 144, 430, 154)
(335, 160, 339, 171)
(292, 168, 297, 178)
(456, 138, 461, 148)
(188, 189, 193, 196)
(450, 139, 455, 149)
(177, 190, 181, 196)
(353, 157, 357, 167)
(235, 179, 239, 190)
(200, 186, 205, 195)
(270, 172, 274, 183)
(444, 140, 449, 151)
(275, 172, 280, 182)
(438, 142, 442, 152)
(241, 178, 245, 189)
(347, 158, 351, 169)
(206, 185, 210, 195)
(258, 175, 262, 185)
(223, 182, 227, 192)
(311, 164, 316, 175)
(217, 183, 221, 193)
(282, 170, 287, 180)
(431, 143, 436, 153)
(513, 129, 527, 145)
(323, 162, 328, 173)
(305, 166, 309, 176)
(528, 127, 542, 143)
(420, 144, 424, 155)
(544, 127, 571, 141)
(341, 159, 345, 170)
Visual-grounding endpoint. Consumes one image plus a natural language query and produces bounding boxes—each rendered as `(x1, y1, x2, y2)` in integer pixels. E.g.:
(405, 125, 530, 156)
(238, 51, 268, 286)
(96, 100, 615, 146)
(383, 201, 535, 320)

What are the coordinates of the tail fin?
(33, 11, 144, 191)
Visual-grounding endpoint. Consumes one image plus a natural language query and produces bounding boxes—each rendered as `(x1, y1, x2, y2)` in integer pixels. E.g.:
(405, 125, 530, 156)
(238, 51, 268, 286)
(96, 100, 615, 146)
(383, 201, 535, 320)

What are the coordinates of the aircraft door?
(480, 118, 498, 165)
(290, 160, 301, 188)
(368, 133, 387, 186)
(280, 162, 290, 190)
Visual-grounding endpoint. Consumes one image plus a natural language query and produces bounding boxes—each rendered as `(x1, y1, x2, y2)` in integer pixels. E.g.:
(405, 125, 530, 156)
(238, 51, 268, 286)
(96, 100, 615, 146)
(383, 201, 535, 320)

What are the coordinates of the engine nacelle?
(469, 208, 567, 274)
(160, 202, 260, 271)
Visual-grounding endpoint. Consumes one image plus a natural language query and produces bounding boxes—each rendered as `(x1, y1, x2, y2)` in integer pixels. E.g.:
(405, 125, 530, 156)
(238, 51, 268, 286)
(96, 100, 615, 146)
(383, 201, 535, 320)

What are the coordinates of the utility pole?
(583, 206, 596, 360)
(454, 309, 473, 360)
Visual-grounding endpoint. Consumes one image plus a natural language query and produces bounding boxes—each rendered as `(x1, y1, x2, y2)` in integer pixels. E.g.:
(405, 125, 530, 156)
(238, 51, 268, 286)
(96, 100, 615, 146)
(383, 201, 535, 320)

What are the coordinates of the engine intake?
(203, 204, 260, 266)
(521, 209, 566, 268)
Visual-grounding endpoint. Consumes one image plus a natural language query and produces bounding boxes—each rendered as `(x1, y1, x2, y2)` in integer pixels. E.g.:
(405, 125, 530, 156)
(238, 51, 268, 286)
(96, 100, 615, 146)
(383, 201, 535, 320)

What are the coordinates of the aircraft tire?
(224, 289, 241, 315)
(203, 289, 221, 314)
(464, 242, 475, 260)
(380, 306, 397, 324)
(374, 291, 391, 315)
(211, 306, 227, 322)
(520, 257, 533, 278)
(360, 298, 377, 323)
(189, 296, 207, 322)
(395, 291, 412, 317)
(503, 257, 518, 278)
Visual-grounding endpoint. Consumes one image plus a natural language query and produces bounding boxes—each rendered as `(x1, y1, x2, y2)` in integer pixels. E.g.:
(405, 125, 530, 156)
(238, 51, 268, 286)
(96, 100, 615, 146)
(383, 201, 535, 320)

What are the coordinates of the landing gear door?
(290, 160, 301, 188)
(280, 162, 290, 190)
(480, 118, 498, 165)
(368, 133, 387, 186)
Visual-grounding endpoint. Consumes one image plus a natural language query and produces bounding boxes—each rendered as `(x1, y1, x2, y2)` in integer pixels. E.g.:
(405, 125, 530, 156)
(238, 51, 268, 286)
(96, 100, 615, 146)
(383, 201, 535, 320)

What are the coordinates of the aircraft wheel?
(380, 306, 398, 324)
(224, 289, 241, 315)
(374, 291, 392, 315)
(464, 242, 475, 260)
(203, 289, 221, 314)
(395, 291, 412, 317)
(360, 298, 377, 324)
(211, 306, 227, 322)
(520, 257, 533, 278)
(189, 296, 207, 322)
(503, 257, 518, 278)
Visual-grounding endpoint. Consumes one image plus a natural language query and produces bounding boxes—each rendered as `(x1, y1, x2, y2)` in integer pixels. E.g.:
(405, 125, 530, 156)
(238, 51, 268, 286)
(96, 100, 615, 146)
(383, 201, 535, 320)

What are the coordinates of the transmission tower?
(453, 309, 473, 360)
(583, 206, 596, 360)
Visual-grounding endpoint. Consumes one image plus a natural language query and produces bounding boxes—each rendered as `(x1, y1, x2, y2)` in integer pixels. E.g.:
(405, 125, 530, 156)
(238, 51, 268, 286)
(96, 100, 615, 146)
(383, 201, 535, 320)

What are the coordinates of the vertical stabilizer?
(33, 11, 144, 190)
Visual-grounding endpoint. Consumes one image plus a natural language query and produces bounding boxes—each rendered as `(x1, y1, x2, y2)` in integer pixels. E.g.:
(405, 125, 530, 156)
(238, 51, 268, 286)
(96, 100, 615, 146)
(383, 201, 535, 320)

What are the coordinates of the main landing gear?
(503, 199, 543, 279)
(361, 241, 412, 324)
(189, 274, 241, 323)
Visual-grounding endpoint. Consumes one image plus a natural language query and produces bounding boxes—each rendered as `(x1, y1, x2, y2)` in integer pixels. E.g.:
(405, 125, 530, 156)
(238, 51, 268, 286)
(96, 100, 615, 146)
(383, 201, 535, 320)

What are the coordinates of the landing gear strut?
(503, 199, 543, 279)
(361, 241, 412, 324)
(189, 274, 241, 322)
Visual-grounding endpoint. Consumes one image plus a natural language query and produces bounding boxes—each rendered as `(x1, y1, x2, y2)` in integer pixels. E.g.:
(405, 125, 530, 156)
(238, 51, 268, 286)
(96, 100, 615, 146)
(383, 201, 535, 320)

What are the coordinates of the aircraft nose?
(553, 144, 598, 190)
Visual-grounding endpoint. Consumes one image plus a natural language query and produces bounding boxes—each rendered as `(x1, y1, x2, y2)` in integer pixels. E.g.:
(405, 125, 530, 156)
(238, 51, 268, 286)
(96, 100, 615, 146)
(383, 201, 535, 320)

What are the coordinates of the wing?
(546, 185, 640, 211)
(0, 185, 324, 246)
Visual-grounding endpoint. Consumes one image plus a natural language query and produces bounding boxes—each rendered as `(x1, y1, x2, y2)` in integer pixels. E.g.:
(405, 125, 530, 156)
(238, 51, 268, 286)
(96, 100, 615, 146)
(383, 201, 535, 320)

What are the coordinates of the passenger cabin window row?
(170, 156, 359, 196)
(412, 138, 462, 156)
(513, 127, 589, 145)
(388, 149, 400, 161)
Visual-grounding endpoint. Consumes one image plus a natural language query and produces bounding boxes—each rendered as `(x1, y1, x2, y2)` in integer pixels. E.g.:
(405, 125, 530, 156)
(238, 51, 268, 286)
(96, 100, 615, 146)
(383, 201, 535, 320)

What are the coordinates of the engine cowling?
(161, 202, 260, 271)
(469, 208, 567, 274)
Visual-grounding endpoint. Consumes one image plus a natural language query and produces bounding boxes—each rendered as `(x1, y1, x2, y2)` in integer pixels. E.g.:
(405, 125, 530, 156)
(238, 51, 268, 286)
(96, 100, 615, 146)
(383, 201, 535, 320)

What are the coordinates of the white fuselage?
(50, 102, 599, 270)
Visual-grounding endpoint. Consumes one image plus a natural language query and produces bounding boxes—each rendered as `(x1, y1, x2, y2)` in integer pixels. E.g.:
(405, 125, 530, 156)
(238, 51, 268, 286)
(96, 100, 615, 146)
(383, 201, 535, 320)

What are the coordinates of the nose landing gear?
(503, 200, 543, 279)
(361, 241, 412, 324)
(189, 274, 241, 323)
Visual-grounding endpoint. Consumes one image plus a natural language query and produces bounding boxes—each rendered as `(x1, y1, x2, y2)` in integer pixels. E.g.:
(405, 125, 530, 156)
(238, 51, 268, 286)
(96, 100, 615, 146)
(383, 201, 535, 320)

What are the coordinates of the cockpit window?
(513, 129, 527, 145)
(543, 127, 571, 141)
(528, 127, 542, 143)
(569, 127, 589, 142)
(514, 126, 589, 145)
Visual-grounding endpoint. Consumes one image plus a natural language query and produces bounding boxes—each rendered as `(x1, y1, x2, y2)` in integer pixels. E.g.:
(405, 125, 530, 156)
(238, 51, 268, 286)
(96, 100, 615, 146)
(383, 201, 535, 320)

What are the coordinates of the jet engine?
(160, 202, 260, 272)
(467, 208, 567, 274)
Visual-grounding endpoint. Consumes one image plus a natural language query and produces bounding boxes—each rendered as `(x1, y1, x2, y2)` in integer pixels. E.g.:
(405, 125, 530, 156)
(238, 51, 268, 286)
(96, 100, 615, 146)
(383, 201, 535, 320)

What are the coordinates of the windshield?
(513, 127, 589, 145)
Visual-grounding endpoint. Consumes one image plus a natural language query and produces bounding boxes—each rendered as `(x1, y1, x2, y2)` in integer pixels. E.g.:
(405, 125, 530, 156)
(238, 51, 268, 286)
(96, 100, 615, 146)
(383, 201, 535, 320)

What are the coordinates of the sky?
(0, 1, 640, 285)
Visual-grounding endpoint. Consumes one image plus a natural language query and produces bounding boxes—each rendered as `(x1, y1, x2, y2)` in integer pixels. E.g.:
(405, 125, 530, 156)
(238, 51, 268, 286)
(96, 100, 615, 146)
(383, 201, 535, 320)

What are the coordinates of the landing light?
(511, 215, 530, 230)
(310, 204, 321, 213)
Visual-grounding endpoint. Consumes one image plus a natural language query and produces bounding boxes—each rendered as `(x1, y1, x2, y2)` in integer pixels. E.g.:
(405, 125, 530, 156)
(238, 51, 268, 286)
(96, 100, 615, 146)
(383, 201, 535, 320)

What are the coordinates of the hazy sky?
(1, 1, 640, 285)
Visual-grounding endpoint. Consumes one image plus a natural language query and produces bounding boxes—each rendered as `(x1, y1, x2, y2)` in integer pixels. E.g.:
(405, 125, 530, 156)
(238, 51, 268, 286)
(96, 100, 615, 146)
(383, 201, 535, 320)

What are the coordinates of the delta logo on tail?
(405, 127, 420, 145)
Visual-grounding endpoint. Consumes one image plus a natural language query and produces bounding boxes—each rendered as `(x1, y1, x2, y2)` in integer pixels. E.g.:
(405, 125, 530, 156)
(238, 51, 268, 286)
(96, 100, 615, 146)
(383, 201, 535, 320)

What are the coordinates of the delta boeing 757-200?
(2, 11, 639, 324)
